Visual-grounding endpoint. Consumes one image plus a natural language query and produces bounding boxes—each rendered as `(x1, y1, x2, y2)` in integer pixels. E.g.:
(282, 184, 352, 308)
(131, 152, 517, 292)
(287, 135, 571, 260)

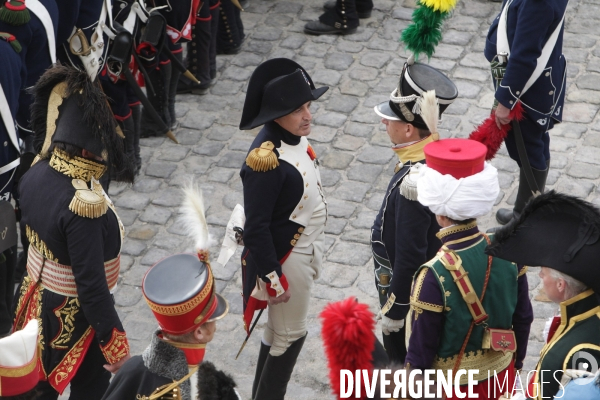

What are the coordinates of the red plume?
(469, 101, 524, 161)
(320, 297, 376, 399)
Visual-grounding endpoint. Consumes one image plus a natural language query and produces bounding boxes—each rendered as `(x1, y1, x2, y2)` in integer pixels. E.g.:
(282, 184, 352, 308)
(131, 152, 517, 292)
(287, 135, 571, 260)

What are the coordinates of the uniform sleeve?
(512, 265, 533, 370)
(65, 214, 129, 364)
(242, 165, 288, 286)
(496, 0, 558, 109)
(405, 268, 444, 369)
(386, 193, 435, 320)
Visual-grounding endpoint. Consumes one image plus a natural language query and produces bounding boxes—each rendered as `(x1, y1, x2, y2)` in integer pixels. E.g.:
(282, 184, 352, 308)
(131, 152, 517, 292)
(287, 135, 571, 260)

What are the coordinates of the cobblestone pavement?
(58, 0, 600, 397)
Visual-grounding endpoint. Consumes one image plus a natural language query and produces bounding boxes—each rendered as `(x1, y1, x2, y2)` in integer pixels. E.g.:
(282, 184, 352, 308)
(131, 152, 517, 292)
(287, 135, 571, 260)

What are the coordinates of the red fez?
(424, 138, 487, 179)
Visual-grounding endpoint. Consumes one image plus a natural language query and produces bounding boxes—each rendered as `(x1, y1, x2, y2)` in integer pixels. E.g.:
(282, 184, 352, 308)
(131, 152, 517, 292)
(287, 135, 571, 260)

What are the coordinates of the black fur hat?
(196, 361, 239, 400)
(31, 63, 135, 183)
(486, 191, 600, 293)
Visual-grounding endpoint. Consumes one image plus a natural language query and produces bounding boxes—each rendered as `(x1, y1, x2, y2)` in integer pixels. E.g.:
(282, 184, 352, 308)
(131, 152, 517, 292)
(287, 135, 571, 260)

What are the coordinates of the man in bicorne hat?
(238, 58, 328, 400)
(102, 251, 237, 400)
(404, 138, 533, 399)
(486, 191, 600, 400)
(370, 60, 457, 365)
(13, 64, 135, 400)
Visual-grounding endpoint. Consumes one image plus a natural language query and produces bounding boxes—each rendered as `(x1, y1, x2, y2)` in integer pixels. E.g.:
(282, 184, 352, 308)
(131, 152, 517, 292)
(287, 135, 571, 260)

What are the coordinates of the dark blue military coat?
(371, 159, 440, 321)
(485, 0, 568, 129)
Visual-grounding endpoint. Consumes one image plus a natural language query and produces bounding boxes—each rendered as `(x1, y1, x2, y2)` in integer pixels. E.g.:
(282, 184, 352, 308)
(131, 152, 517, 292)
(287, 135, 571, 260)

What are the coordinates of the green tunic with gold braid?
(406, 222, 533, 388)
(526, 289, 600, 400)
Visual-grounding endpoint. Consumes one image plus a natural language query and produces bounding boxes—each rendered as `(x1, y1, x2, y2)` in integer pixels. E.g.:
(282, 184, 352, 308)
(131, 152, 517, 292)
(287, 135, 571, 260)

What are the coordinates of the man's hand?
(103, 353, 131, 374)
(376, 311, 405, 335)
(495, 102, 511, 128)
(268, 291, 291, 306)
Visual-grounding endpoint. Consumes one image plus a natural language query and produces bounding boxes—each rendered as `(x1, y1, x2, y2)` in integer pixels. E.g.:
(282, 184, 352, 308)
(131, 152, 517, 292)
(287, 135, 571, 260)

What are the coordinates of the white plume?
(417, 90, 439, 136)
(180, 182, 213, 251)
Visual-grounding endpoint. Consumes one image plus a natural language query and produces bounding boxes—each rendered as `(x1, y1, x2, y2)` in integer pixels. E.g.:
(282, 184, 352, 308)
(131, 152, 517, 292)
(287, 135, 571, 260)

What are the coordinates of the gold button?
(296, 162, 299, 166)
(273, 283, 277, 287)
(545, 72, 550, 77)
(291, 239, 297, 245)
(303, 195, 308, 199)
(294, 234, 300, 239)
(299, 205, 303, 210)
(242, 260, 246, 266)
(292, 215, 296, 219)
(305, 183, 309, 187)
(303, 172, 306, 176)
(298, 227, 305, 233)
(549, 90, 554, 95)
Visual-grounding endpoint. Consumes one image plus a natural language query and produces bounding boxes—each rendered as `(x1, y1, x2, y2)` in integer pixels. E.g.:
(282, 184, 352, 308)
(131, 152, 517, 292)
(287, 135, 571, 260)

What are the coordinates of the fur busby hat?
(486, 191, 600, 294)
(239, 58, 328, 130)
(31, 64, 135, 183)
(374, 61, 457, 135)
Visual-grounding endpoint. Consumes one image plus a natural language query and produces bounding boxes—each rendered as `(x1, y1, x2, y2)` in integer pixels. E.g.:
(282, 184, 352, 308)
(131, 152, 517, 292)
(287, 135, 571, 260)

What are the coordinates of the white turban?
(416, 162, 500, 220)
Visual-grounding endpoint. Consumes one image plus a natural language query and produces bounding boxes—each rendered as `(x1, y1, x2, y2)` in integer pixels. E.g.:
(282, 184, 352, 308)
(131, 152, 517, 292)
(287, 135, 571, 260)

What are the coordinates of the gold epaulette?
(69, 178, 108, 219)
(245, 141, 279, 172)
(518, 265, 528, 277)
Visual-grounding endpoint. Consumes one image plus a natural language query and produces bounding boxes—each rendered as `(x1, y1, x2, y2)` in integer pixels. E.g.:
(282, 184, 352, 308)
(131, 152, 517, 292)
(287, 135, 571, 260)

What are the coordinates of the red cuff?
(266, 273, 289, 297)
(100, 328, 130, 364)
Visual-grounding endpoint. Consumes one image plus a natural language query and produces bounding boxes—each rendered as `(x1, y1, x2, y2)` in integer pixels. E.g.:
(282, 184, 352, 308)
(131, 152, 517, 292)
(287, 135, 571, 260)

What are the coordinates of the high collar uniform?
(525, 290, 600, 400)
(405, 223, 533, 399)
(370, 137, 441, 364)
(13, 150, 129, 398)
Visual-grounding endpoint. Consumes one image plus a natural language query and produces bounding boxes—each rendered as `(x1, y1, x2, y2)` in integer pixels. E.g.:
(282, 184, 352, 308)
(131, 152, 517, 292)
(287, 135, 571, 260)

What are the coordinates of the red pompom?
(320, 297, 376, 399)
(469, 101, 525, 161)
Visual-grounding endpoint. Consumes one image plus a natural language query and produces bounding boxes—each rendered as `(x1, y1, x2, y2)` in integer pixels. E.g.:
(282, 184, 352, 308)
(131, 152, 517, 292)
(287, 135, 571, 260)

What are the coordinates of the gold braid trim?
(49, 148, 107, 181)
(145, 268, 214, 316)
(432, 349, 513, 384)
(410, 268, 444, 316)
(245, 141, 279, 172)
(436, 220, 478, 240)
(26, 225, 58, 262)
(137, 366, 198, 400)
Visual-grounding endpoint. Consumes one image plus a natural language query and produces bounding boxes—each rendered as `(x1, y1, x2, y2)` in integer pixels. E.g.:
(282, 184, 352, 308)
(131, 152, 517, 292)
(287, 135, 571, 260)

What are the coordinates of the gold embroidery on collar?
(49, 148, 106, 181)
(436, 220, 479, 240)
(26, 225, 58, 262)
(393, 134, 435, 164)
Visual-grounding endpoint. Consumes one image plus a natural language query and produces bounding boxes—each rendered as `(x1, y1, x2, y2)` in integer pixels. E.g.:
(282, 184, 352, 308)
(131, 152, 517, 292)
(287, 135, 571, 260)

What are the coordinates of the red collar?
(158, 334, 206, 366)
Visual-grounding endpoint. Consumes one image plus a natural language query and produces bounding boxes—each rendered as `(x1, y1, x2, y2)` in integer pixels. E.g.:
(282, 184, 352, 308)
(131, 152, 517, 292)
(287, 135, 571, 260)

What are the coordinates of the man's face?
(274, 101, 312, 137)
(382, 118, 411, 146)
(197, 320, 217, 344)
(539, 267, 564, 303)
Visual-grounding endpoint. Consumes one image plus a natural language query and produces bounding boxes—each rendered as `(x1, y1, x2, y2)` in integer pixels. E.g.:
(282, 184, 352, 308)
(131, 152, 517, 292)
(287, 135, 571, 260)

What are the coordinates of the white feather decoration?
(180, 182, 213, 251)
(417, 90, 439, 138)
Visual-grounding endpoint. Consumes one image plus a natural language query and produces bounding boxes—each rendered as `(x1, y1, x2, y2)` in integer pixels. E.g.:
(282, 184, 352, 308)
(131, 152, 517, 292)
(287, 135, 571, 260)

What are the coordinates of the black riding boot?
(252, 342, 271, 399)
(496, 163, 549, 225)
(140, 59, 171, 137)
(254, 334, 306, 400)
(305, 0, 359, 35)
(217, 0, 244, 54)
(323, 0, 372, 18)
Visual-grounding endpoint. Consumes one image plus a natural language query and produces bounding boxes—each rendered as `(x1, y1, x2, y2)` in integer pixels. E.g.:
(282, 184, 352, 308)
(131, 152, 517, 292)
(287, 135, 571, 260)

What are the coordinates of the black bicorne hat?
(239, 58, 328, 130)
(486, 191, 600, 294)
(374, 62, 458, 131)
(31, 64, 135, 183)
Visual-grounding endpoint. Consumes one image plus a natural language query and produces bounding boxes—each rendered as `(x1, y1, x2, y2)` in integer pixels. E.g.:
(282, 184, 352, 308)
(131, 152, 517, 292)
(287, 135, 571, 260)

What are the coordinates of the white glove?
(376, 311, 405, 335)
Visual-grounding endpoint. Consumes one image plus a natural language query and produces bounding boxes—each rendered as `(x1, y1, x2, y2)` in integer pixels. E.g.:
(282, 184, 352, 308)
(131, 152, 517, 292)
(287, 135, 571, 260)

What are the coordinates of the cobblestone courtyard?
(62, 0, 600, 397)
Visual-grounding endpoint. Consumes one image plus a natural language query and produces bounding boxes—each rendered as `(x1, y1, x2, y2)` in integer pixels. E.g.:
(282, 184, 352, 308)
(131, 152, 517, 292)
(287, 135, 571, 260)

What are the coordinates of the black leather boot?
(140, 58, 171, 137)
(254, 334, 307, 400)
(305, 0, 359, 35)
(217, 0, 244, 54)
(495, 163, 549, 225)
(323, 0, 372, 18)
(252, 342, 271, 399)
